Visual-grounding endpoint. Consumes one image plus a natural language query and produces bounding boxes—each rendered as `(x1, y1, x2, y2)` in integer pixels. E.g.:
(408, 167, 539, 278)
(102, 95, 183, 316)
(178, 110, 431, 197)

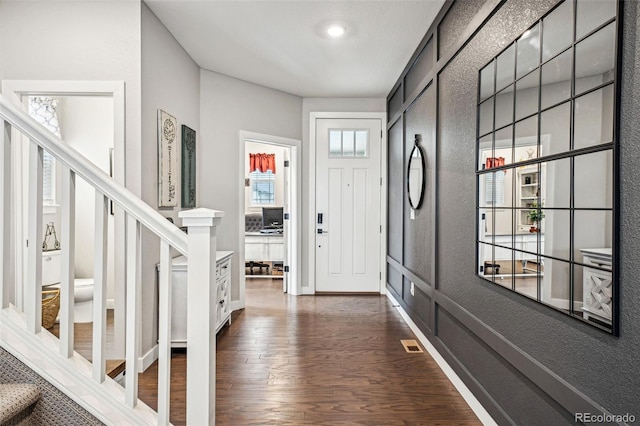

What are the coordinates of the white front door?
(315, 118, 382, 292)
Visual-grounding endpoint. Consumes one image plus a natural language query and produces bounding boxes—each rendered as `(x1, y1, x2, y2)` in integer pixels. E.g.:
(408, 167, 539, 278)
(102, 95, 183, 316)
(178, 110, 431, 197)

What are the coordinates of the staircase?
(0, 94, 224, 424)
(0, 383, 40, 424)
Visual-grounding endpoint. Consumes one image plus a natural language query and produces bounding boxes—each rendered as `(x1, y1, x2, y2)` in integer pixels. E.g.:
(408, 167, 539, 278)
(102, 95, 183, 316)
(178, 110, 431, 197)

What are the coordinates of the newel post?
(179, 208, 225, 426)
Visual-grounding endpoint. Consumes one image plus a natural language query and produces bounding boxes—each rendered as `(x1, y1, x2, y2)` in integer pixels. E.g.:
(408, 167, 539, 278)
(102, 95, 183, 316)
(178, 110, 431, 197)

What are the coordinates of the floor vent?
(401, 339, 423, 353)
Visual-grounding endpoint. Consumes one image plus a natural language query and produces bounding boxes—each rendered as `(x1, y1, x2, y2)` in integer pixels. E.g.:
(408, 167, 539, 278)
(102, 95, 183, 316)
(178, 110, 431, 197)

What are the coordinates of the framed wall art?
(181, 125, 196, 208)
(158, 109, 178, 207)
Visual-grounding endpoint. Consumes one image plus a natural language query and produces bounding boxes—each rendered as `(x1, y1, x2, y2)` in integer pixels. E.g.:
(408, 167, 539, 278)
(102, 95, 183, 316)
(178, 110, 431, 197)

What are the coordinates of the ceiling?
(145, 0, 445, 98)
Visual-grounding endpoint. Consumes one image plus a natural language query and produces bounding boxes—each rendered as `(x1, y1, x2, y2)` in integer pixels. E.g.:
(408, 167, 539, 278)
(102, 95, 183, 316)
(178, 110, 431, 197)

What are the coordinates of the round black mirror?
(407, 134, 426, 210)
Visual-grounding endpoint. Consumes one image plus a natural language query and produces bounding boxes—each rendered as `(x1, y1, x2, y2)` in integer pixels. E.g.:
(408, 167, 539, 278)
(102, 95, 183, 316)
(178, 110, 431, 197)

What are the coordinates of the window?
(250, 170, 275, 205)
(329, 129, 368, 157)
(484, 172, 504, 206)
(28, 97, 60, 205)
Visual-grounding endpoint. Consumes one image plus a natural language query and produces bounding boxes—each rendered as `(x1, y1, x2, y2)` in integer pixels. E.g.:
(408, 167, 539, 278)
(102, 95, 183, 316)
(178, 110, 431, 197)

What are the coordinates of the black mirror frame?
(407, 134, 426, 210)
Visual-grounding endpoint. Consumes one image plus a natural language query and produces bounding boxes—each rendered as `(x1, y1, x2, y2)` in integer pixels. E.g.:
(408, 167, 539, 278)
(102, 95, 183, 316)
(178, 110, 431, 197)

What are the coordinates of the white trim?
(43, 203, 59, 215)
(308, 112, 387, 295)
(138, 344, 159, 373)
(238, 131, 302, 302)
(107, 298, 115, 310)
(386, 291, 497, 426)
(1, 80, 128, 359)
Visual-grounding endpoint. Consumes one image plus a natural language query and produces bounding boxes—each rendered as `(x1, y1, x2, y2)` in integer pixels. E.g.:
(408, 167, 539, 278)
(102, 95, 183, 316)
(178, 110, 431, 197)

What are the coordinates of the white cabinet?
(160, 251, 233, 348)
(580, 248, 612, 324)
(245, 233, 284, 261)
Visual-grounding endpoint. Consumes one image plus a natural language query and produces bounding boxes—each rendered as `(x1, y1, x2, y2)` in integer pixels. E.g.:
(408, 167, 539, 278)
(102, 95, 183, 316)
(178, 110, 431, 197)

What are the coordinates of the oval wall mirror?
(407, 134, 426, 210)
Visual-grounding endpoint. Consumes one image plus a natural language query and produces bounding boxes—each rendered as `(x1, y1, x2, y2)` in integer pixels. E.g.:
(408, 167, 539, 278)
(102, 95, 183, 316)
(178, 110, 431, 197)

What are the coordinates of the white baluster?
(1, 120, 12, 309)
(125, 214, 141, 407)
(60, 166, 76, 358)
(179, 208, 225, 426)
(92, 192, 108, 383)
(26, 141, 43, 333)
(157, 240, 172, 425)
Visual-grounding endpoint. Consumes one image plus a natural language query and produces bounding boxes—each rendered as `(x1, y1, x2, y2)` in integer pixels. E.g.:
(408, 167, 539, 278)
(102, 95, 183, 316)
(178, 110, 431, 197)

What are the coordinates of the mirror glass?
(480, 62, 495, 101)
(495, 85, 514, 129)
(407, 142, 425, 209)
(517, 24, 540, 79)
(574, 85, 614, 150)
(541, 49, 572, 109)
(496, 45, 515, 92)
(542, 0, 573, 61)
(540, 101, 571, 156)
(494, 126, 513, 166)
(576, 0, 616, 40)
(575, 22, 615, 95)
(476, 0, 618, 333)
(515, 70, 538, 120)
(479, 98, 494, 137)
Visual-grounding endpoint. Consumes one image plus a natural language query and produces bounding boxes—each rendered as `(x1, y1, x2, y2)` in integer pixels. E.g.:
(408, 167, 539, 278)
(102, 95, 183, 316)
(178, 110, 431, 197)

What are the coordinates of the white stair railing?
(0, 94, 222, 425)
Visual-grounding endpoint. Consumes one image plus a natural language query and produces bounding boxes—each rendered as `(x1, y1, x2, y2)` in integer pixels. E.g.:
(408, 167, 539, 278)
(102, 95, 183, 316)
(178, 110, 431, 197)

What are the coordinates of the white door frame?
(237, 131, 302, 308)
(1, 80, 126, 357)
(308, 112, 388, 295)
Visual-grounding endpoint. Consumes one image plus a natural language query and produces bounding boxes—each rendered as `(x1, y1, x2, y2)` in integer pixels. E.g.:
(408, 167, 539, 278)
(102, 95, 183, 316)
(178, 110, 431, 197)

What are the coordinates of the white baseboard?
(106, 299, 115, 310)
(138, 345, 158, 372)
(386, 292, 497, 426)
(230, 300, 244, 312)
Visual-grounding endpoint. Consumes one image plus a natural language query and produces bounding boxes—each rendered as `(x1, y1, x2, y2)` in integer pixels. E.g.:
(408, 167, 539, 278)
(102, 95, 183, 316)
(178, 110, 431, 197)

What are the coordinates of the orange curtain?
(485, 157, 505, 169)
(249, 153, 276, 173)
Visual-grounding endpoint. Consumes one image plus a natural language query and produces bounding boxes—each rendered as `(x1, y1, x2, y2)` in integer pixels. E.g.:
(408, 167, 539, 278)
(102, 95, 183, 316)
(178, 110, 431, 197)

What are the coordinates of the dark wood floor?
(138, 279, 481, 425)
(49, 310, 125, 378)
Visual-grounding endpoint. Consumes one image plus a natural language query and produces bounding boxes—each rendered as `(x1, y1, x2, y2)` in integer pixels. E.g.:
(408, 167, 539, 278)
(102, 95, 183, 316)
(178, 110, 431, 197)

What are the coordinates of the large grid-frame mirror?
(475, 0, 619, 334)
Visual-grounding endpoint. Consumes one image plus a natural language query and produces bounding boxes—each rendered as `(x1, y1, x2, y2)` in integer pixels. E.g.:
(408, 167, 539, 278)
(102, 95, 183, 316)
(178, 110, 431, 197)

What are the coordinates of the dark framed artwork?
(181, 125, 196, 208)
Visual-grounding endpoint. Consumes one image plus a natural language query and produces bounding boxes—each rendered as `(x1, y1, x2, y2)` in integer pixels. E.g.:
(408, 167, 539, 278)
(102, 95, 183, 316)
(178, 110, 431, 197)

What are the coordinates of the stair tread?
(0, 384, 40, 423)
(106, 360, 125, 379)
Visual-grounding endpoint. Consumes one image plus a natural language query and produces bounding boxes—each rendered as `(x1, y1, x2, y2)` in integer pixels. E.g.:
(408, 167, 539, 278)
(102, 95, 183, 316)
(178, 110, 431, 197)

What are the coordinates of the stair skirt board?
(0, 307, 157, 425)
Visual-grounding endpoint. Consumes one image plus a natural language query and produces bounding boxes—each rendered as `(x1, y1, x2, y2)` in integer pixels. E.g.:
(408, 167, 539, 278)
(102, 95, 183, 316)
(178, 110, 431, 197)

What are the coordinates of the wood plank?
(49, 310, 124, 380)
(138, 279, 481, 425)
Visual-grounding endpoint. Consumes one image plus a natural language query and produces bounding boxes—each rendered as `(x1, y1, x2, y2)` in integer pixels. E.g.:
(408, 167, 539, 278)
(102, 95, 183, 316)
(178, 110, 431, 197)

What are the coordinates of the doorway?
(238, 131, 301, 308)
(2, 80, 126, 357)
(309, 112, 387, 294)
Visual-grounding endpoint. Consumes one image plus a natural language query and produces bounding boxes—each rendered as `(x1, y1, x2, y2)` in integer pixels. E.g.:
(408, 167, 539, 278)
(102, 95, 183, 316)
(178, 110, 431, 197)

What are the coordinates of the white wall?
(58, 96, 115, 288)
(245, 141, 287, 213)
(0, 0, 142, 196)
(141, 3, 201, 356)
(301, 98, 385, 292)
(200, 70, 302, 301)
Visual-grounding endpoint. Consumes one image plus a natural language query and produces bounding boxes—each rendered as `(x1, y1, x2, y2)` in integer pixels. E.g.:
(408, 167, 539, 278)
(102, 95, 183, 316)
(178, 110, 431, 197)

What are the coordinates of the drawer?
(216, 258, 231, 280)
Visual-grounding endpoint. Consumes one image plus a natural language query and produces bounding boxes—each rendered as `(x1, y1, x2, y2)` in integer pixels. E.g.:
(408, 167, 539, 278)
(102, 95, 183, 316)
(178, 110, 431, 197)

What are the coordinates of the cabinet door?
(245, 240, 267, 260)
(583, 268, 613, 321)
(268, 238, 285, 260)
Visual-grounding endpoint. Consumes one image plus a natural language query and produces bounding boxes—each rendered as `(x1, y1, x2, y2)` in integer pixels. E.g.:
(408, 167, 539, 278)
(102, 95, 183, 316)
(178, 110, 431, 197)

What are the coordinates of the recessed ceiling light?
(327, 24, 346, 38)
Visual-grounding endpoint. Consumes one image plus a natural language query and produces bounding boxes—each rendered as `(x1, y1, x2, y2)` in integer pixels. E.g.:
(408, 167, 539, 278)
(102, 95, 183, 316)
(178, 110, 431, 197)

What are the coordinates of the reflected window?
(475, 0, 619, 334)
(484, 172, 505, 206)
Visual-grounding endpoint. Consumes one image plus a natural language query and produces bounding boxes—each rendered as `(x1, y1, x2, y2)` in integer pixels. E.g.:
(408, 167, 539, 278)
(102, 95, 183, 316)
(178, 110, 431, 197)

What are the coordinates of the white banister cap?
(180, 208, 225, 228)
(179, 208, 225, 219)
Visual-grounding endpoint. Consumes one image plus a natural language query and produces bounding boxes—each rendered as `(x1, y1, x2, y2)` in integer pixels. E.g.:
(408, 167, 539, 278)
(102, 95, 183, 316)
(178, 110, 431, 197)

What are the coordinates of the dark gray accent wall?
(387, 0, 640, 423)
